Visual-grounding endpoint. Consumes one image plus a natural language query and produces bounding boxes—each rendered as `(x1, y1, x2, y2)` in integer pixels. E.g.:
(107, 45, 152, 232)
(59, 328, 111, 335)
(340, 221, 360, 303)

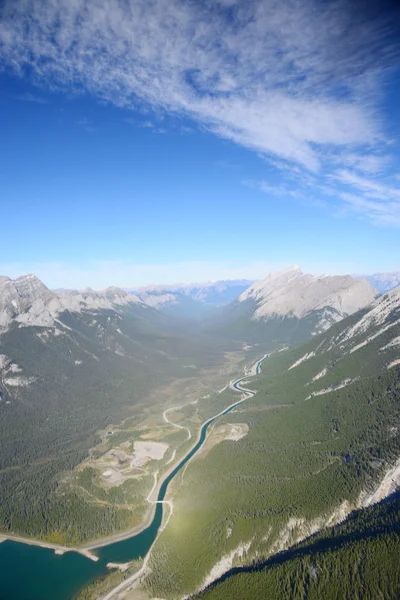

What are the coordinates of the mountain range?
(130, 279, 254, 317)
(0, 274, 227, 542)
(130, 279, 253, 305)
(130, 270, 400, 316)
(239, 266, 376, 325)
(1, 266, 400, 598)
(362, 271, 400, 294)
(0, 267, 383, 351)
(0, 274, 145, 333)
(128, 268, 380, 343)
(209, 266, 378, 342)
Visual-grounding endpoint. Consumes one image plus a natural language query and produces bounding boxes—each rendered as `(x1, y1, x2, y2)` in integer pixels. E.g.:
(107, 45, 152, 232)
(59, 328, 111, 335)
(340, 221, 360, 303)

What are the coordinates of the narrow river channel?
(0, 355, 268, 600)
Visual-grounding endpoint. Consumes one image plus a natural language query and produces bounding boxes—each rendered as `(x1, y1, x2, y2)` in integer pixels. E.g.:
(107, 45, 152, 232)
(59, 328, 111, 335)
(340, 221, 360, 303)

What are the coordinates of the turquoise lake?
(0, 357, 267, 600)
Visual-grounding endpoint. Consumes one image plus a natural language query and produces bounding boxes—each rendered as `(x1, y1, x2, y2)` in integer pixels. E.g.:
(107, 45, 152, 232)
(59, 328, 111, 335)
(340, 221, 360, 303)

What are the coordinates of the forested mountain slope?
(197, 492, 400, 600)
(144, 286, 400, 599)
(0, 275, 228, 542)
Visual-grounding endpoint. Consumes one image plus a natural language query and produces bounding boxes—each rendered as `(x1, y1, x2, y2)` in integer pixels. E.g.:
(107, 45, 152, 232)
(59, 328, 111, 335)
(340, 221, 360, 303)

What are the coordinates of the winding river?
(0, 355, 268, 600)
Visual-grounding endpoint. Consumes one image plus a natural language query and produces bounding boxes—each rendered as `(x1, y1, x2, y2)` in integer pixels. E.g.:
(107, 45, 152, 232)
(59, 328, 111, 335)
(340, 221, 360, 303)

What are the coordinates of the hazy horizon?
(0, 263, 399, 291)
(1, 0, 400, 289)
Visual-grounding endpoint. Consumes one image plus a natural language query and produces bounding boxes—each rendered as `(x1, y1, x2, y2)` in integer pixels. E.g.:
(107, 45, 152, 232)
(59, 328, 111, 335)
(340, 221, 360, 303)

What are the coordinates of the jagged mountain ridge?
(240, 266, 377, 335)
(239, 266, 377, 321)
(0, 274, 144, 332)
(308, 283, 400, 367)
(133, 288, 205, 319)
(0, 274, 228, 541)
(131, 279, 254, 311)
(209, 266, 379, 343)
(361, 271, 400, 294)
(289, 286, 400, 384)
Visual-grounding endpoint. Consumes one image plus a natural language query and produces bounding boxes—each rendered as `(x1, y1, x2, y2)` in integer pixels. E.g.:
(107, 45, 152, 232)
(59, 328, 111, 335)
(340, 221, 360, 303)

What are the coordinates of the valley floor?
(0, 346, 260, 553)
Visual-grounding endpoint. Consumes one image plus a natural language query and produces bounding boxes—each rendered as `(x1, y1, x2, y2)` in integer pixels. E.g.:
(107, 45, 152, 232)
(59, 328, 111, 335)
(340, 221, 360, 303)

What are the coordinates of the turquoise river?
(0, 356, 268, 600)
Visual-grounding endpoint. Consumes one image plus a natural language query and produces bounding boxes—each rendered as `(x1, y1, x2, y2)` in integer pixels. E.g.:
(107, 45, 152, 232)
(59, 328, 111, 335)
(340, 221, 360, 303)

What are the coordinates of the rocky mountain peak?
(0, 275, 145, 333)
(13, 274, 54, 304)
(0, 274, 55, 316)
(238, 267, 378, 333)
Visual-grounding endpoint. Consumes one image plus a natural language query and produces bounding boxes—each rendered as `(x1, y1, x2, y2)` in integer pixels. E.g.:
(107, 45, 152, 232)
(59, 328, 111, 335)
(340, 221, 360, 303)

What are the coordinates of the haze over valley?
(0, 266, 400, 599)
(1, 0, 400, 599)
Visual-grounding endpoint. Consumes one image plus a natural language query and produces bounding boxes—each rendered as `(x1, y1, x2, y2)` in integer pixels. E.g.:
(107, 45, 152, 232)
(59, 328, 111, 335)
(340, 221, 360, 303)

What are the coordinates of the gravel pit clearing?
(97, 442, 169, 486)
(133, 441, 169, 461)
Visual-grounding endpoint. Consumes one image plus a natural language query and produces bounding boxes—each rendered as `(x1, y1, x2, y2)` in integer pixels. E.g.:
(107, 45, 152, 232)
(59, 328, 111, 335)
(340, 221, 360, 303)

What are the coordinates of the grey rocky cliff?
(0, 275, 144, 333)
(239, 266, 378, 333)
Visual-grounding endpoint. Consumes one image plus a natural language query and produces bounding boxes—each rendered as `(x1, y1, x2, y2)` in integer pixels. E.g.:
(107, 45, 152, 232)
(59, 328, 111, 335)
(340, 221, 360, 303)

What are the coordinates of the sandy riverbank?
(0, 534, 99, 561)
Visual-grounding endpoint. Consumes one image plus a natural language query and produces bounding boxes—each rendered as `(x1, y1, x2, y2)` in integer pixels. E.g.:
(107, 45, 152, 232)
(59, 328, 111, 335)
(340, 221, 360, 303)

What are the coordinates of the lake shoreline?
(0, 353, 268, 573)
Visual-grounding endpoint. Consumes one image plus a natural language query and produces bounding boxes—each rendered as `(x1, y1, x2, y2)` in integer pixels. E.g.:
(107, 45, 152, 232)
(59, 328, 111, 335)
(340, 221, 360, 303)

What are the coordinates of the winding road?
(163, 405, 192, 440)
(0, 354, 269, 600)
(99, 353, 269, 600)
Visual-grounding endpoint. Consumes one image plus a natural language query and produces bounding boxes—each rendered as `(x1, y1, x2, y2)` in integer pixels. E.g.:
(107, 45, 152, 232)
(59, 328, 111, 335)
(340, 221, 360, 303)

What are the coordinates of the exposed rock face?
(58, 286, 143, 312)
(289, 283, 400, 368)
(0, 275, 56, 330)
(336, 284, 400, 351)
(0, 274, 54, 312)
(238, 266, 378, 332)
(0, 275, 144, 333)
(135, 290, 179, 310)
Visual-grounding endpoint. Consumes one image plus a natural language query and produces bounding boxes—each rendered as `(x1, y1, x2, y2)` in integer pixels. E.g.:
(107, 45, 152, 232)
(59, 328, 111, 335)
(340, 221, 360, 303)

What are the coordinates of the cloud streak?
(1, 1, 397, 162)
(1, 0, 400, 220)
(13, 92, 48, 104)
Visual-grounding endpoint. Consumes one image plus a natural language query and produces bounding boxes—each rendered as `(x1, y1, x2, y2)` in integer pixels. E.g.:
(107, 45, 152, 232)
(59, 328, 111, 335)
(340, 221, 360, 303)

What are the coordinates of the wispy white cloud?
(1, 0, 399, 221)
(336, 153, 387, 175)
(332, 170, 400, 225)
(1, 1, 397, 166)
(243, 178, 306, 200)
(249, 168, 400, 226)
(75, 116, 97, 132)
(125, 118, 167, 134)
(335, 170, 400, 201)
(13, 92, 47, 104)
(339, 192, 400, 226)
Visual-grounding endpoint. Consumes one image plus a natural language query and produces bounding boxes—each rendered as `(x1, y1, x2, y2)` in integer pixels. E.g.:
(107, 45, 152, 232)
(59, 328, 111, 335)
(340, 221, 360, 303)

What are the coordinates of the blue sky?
(1, 0, 400, 289)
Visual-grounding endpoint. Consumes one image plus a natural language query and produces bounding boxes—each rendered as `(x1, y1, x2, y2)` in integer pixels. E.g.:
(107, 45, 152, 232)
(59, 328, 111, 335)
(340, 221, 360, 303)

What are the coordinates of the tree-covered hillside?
(0, 302, 229, 542)
(144, 287, 400, 598)
(197, 492, 400, 600)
